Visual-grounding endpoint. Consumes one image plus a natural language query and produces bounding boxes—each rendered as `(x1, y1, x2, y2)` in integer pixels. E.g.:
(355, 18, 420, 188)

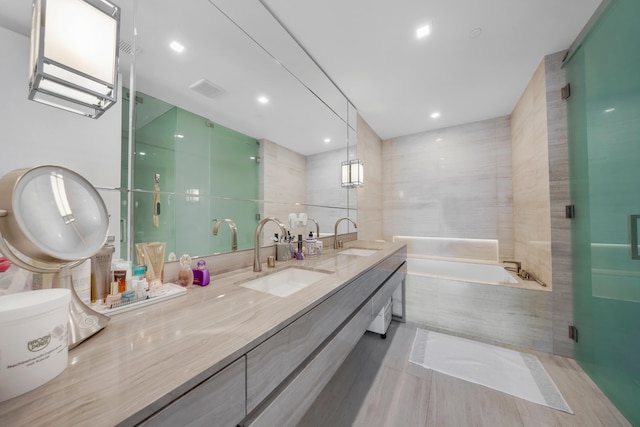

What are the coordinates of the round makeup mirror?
(0, 165, 110, 348)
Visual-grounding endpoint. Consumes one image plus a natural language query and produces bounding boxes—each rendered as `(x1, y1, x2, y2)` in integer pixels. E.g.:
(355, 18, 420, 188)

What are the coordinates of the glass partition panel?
(130, 90, 260, 256)
(566, 0, 640, 424)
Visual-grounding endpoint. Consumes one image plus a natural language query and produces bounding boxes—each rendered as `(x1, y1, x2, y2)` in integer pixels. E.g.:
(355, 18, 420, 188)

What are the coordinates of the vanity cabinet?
(137, 357, 245, 427)
(372, 262, 406, 316)
(244, 248, 406, 425)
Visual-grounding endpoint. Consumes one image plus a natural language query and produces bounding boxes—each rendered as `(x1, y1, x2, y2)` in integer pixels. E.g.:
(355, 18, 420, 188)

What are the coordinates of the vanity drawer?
(139, 356, 245, 427)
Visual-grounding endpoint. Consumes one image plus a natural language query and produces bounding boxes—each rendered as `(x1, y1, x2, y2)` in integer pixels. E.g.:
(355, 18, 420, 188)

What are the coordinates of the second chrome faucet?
(254, 217, 287, 272)
(334, 217, 357, 249)
(213, 218, 238, 252)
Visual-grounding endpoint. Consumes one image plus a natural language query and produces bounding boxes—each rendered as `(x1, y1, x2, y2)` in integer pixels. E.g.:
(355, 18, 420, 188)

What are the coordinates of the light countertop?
(0, 240, 405, 427)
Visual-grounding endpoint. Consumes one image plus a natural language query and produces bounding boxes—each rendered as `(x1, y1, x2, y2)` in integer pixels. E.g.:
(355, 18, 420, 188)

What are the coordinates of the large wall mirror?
(118, 0, 358, 260)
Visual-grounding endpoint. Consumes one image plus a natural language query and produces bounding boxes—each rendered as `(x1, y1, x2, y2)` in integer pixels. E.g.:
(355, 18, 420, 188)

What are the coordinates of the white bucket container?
(0, 288, 70, 402)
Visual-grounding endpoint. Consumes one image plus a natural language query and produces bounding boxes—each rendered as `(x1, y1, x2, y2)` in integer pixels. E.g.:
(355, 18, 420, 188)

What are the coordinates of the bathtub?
(393, 235, 522, 287)
(393, 235, 553, 353)
(408, 257, 517, 286)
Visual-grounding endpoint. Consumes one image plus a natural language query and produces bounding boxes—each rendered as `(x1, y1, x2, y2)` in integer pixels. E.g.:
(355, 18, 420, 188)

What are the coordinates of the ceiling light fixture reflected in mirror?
(257, 96, 269, 104)
(341, 159, 364, 188)
(416, 24, 431, 39)
(169, 40, 185, 53)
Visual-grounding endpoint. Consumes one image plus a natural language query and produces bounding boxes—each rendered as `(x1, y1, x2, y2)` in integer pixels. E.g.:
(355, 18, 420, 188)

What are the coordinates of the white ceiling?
(0, 0, 602, 151)
(262, 0, 602, 140)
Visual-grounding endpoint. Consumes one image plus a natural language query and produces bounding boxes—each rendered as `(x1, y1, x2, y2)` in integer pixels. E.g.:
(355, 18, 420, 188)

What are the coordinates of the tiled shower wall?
(511, 60, 553, 288)
(382, 116, 514, 261)
(356, 115, 384, 241)
(545, 51, 573, 357)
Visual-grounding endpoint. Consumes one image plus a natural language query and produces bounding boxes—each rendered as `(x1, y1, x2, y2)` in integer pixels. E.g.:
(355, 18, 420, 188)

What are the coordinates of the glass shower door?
(566, 0, 640, 424)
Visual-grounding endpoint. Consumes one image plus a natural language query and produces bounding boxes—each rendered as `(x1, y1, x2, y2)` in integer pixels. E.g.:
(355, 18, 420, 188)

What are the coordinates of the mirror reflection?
(121, 0, 359, 259)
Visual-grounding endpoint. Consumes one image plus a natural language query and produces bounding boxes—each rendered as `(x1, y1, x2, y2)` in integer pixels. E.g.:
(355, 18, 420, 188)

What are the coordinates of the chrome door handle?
(120, 218, 127, 243)
(629, 215, 640, 260)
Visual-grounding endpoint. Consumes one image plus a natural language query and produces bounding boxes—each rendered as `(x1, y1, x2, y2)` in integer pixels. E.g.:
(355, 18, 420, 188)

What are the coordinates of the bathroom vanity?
(0, 240, 406, 427)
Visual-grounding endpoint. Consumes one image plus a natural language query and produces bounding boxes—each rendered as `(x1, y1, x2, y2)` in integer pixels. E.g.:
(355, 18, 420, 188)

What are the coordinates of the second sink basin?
(339, 248, 379, 257)
(240, 268, 330, 297)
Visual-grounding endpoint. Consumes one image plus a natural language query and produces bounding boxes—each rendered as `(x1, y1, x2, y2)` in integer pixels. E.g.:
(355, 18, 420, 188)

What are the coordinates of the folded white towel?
(289, 212, 298, 229)
(298, 212, 308, 226)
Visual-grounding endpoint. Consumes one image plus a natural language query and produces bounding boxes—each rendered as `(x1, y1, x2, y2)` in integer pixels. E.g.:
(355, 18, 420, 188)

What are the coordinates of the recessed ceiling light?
(604, 107, 615, 113)
(324, 138, 331, 143)
(174, 134, 184, 139)
(258, 96, 269, 104)
(169, 41, 185, 53)
(430, 112, 441, 119)
(416, 25, 431, 39)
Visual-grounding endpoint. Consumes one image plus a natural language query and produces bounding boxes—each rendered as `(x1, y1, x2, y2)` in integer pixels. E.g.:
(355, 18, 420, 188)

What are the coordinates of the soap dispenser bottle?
(305, 232, 317, 256)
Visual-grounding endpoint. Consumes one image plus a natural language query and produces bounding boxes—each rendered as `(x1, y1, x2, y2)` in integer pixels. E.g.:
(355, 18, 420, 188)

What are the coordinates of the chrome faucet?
(334, 217, 357, 249)
(254, 217, 287, 272)
(213, 218, 238, 251)
(308, 217, 320, 238)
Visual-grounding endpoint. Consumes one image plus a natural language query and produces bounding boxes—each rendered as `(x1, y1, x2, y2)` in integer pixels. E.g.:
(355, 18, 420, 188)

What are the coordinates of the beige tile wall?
(259, 139, 306, 239)
(306, 147, 354, 236)
(511, 60, 553, 288)
(382, 116, 514, 261)
(356, 114, 384, 240)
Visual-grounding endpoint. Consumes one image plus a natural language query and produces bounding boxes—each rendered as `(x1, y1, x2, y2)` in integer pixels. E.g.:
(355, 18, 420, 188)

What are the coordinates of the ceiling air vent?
(189, 78, 225, 99)
(119, 39, 142, 56)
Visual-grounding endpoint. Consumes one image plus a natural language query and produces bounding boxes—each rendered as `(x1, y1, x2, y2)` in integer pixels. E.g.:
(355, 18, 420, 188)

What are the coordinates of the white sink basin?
(240, 268, 330, 297)
(339, 248, 379, 257)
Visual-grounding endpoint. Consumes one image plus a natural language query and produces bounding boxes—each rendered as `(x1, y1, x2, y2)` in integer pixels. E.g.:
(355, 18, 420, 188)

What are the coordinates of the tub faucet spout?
(502, 260, 521, 273)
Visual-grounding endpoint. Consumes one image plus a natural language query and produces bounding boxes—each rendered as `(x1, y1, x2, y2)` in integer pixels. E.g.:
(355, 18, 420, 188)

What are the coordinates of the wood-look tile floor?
(298, 322, 631, 427)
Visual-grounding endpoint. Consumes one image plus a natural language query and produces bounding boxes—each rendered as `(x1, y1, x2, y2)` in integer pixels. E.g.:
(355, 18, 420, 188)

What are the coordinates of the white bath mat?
(409, 329, 573, 414)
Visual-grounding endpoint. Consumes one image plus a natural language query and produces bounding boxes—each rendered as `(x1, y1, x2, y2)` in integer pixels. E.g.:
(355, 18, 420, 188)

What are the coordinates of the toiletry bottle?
(91, 244, 114, 304)
(113, 269, 127, 293)
(192, 260, 210, 286)
(177, 254, 194, 287)
(296, 234, 304, 260)
(288, 231, 295, 258)
(305, 232, 317, 256)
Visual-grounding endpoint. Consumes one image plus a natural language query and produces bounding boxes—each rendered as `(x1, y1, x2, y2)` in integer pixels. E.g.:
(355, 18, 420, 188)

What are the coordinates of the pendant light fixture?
(341, 158, 364, 188)
(28, 0, 121, 118)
